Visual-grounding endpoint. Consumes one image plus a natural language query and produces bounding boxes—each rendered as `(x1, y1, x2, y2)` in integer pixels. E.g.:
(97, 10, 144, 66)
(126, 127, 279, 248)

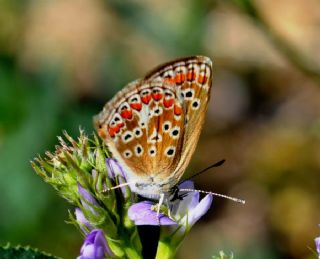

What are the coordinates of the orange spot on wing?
(120, 109, 133, 119)
(174, 104, 182, 116)
(108, 127, 116, 138)
(175, 73, 185, 85)
(130, 103, 142, 111)
(164, 77, 175, 85)
(152, 93, 163, 101)
(187, 69, 196, 81)
(141, 95, 152, 104)
(198, 75, 207, 84)
(163, 98, 174, 108)
(117, 122, 125, 128)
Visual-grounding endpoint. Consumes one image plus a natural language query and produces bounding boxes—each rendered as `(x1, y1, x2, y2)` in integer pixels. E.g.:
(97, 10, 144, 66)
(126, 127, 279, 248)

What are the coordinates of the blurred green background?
(1, 0, 320, 258)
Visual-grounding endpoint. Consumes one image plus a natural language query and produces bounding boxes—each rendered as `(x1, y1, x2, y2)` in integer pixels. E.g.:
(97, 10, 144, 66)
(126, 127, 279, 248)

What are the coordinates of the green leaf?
(0, 244, 60, 259)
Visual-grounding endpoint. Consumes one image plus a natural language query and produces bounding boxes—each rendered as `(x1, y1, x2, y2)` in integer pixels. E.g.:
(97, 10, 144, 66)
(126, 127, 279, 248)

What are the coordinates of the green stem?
(155, 239, 177, 259)
(124, 246, 142, 259)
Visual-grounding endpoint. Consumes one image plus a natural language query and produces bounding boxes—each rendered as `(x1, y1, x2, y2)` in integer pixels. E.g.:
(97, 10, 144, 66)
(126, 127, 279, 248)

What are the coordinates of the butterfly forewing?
(94, 56, 213, 198)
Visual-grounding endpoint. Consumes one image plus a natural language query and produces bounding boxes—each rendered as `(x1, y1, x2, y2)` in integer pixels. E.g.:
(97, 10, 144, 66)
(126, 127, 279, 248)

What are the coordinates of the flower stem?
(155, 239, 176, 259)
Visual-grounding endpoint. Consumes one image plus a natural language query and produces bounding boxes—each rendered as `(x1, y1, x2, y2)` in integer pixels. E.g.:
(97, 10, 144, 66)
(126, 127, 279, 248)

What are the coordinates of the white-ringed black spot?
(153, 107, 162, 116)
(163, 121, 171, 132)
(185, 90, 193, 98)
(122, 131, 134, 143)
(134, 128, 142, 138)
(149, 146, 156, 157)
(170, 126, 180, 139)
(192, 99, 200, 109)
(135, 145, 144, 156)
(165, 146, 176, 157)
(172, 129, 179, 136)
(123, 150, 132, 158)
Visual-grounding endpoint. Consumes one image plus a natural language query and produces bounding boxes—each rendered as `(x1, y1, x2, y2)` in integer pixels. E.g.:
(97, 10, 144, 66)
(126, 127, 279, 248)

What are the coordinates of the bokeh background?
(1, 0, 320, 258)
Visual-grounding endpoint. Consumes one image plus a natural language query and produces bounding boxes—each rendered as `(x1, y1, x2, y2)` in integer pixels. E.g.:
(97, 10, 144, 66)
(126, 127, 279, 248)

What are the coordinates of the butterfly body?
(94, 56, 213, 200)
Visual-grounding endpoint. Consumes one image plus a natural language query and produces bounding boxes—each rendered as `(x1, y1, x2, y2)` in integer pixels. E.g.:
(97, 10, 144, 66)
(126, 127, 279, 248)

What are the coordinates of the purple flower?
(106, 158, 128, 196)
(127, 181, 213, 227)
(106, 158, 127, 179)
(78, 229, 113, 259)
(315, 236, 320, 258)
(128, 201, 176, 226)
(78, 183, 100, 215)
(75, 208, 93, 234)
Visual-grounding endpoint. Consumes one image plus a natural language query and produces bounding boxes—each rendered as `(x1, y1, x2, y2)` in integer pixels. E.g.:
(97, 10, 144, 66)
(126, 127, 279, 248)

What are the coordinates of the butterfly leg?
(156, 193, 165, 225)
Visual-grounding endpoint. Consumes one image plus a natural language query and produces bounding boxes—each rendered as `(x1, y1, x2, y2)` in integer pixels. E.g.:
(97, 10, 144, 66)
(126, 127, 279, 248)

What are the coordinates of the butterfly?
(94, 56, 213, 202)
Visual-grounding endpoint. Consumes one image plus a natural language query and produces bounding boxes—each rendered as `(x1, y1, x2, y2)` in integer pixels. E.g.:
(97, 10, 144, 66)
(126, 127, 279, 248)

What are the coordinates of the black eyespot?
(167, 149, 174, 156)
(124, 134, 132, 141)
(125, 152, 130, 157)
(132, 97, 138, 102)
(137, 146, 142, 154)
(172, 129, 179, 136)
(114, 117, 120, 121)
(154, 109, 160, 114)
(192, 101, 199, 108)
(164, 124, 169, 130)
(135, 129, 140, 135)
(186, 91, 193, 98)
(150, 150, 155, 154)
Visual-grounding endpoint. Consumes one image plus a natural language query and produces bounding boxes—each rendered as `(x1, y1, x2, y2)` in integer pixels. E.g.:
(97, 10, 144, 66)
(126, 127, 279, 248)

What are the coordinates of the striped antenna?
(179, 188, 246, 204)
(103, 182, 133, 193)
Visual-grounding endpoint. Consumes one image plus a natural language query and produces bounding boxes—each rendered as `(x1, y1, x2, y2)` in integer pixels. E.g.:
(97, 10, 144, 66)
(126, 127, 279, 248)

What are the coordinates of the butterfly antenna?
(183, 159, 226, 182)
(179, 188, 246, 204)
(103, 182, 133, 193)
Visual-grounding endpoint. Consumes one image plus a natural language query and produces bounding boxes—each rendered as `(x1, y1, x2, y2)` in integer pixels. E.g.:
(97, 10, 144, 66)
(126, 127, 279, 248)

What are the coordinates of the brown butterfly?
(94, 56, 213, 201)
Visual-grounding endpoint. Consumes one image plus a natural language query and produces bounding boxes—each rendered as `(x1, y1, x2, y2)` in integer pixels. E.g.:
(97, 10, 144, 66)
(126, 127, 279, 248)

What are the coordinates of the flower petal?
(187, 194, 213, 226)
(75, 208, 93, 233)
(171, 181, 199, 217)
(106, 158, 127, 179)
(128, 201, 177, 226)
(106, 158, 129, 196)
(78, 183, 99, 206)
(177, 194, 213, 229)
(79, 229, 113, 259)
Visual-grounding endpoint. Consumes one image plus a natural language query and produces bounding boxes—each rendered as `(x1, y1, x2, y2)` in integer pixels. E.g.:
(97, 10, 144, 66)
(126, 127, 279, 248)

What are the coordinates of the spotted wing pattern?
(94, 56, 212, 196)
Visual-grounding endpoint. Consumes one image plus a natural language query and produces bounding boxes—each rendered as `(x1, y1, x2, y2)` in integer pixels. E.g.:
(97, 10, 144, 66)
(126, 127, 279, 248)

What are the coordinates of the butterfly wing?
(94, 56, 212, 198)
